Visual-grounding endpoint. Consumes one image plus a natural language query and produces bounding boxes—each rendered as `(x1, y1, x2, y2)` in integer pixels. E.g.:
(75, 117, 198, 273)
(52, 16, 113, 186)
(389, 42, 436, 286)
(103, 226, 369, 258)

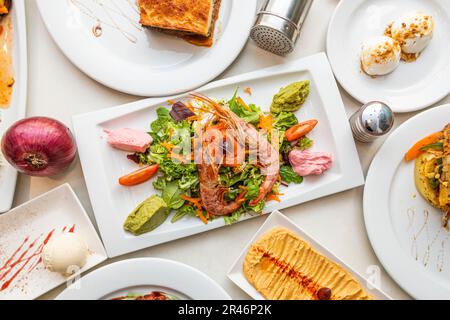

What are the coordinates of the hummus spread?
(243, 227, 373, 300)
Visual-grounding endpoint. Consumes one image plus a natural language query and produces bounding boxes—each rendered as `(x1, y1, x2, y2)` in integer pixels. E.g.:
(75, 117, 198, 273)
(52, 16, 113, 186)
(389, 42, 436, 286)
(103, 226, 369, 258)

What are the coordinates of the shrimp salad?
(111, 84, 333, 234)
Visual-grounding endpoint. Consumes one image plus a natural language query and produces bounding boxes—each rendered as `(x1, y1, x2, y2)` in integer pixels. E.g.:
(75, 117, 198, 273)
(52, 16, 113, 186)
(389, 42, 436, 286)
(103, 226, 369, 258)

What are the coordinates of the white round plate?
(364, 105, 450, 299)
(37, 0, 257, 97)
(57, 258, 231, 300)
(327, 0, 450, 112)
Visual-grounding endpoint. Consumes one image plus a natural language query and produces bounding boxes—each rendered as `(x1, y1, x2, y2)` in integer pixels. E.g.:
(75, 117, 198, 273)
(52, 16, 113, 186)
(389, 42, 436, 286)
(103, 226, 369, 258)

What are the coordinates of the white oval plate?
(36, 0, 257, 97)
(327, 0, 450, 112)
(57, 258, 231, 300)
(364, 105, 450, 299)
(0, 0, 27, 213)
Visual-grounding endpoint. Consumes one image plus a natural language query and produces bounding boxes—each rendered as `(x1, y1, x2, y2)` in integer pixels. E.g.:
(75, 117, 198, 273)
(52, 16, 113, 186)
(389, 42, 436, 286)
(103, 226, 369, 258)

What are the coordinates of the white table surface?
(16, 0, 441, 300)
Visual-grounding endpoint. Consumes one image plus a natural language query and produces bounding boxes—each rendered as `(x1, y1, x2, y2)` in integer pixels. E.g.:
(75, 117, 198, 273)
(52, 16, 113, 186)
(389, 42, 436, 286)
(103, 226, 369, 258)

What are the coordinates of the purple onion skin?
(1, 117, 77, 177)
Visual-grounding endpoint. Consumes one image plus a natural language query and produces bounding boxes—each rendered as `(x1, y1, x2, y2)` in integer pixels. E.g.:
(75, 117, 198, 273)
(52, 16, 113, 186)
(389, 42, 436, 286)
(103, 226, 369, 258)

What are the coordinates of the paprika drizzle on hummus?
(0, 3, 13, 109)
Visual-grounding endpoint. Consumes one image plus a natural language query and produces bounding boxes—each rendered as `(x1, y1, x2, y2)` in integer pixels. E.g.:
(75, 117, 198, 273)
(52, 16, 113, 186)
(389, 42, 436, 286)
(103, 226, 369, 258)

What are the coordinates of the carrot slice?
(258, 114, 273, 132)
(405, 131, 442, 161)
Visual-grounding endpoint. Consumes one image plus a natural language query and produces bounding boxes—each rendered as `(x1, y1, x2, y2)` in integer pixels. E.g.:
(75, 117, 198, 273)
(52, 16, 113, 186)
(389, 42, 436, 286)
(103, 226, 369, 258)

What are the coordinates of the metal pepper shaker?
(250, 0, 313, 56)
(349, 101, 395, 143)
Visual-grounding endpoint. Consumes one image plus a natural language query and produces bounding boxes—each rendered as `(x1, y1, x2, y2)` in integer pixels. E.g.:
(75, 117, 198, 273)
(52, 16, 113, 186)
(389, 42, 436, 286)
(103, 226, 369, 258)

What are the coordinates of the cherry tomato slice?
(119, 164, 159, 187)
(285, 120, 318, 142)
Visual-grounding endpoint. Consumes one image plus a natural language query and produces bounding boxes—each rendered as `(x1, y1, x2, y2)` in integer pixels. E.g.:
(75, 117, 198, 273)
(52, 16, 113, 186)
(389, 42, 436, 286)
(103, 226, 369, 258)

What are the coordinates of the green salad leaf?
(151, 108, 173, 133)
(280, 165, 303, 184)
(171, 204, 197, 223)
(162, 181, 185, 209)
(273, 112, 298, 131)
(298, 136, 314, 150)
(228, 91, 261, 125)
(153, 176, 167, 191)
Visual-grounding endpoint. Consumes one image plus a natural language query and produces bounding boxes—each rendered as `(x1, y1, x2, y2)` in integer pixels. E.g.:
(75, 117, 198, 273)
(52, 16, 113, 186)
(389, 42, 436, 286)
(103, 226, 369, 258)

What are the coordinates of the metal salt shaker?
(349, 101, 395, 143)
(250, 0, 313, 56)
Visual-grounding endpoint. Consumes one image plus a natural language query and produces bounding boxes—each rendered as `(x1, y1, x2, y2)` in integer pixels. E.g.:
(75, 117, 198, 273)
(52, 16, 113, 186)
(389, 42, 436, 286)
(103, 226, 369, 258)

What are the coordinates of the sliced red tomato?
(119, 164, 159, 187)
(285, 120, 318, 142)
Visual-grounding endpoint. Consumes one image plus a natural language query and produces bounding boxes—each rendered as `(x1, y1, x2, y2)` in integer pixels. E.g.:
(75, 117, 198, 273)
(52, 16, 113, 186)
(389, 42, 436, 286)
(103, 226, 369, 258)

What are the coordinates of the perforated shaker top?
(250, 25, 294, 56)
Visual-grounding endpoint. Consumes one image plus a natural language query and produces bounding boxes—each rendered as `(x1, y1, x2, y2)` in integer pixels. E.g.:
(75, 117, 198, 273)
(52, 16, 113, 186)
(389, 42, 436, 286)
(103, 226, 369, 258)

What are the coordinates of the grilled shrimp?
(193, 94, 280, 215)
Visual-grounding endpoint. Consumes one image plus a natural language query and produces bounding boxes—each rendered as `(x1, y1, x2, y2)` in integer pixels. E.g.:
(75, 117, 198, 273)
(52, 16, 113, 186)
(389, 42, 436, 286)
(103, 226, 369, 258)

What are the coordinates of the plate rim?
(364, 104, 450, 299)
(227, 210, 393, 300)
(0, 0, 28, 213)
(36, 0, 258, 97)
(326, 0, 450, 113)
(72, 52, 365, 258)
(56, 257, 231, 300)
(0, 183, 108, 300)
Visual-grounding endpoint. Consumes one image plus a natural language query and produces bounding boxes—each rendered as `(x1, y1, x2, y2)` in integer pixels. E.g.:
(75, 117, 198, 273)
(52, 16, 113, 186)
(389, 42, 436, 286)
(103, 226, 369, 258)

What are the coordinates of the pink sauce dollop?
(289, 150, 333, 176)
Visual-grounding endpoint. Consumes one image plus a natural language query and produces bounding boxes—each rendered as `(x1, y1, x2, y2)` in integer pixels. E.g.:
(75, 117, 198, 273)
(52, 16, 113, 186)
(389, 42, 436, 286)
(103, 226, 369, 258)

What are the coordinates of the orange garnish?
(236, 186, 248, 203)
(160, 142, 175, 151)
(181, 195, 209, 225)
(237, 97, 252, 112)
(244, 87, 252, 95)
(181, 195, 201, 203)
(266, 192, 284, 203)
(187, 115, 201, 122)
(167, 99, 176, 105)
(258, 114, 273, 132)
(405, 131, 442, 161)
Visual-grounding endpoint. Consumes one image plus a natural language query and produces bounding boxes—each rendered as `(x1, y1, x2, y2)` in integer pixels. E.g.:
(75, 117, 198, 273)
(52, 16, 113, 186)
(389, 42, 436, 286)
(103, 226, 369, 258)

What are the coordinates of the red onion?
(1, 117, 77, 177)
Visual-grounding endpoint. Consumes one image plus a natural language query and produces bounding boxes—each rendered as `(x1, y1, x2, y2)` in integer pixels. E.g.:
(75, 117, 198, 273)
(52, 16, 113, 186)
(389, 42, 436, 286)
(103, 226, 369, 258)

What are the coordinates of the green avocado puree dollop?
(270, 81, 310, 114)
(124, 195, 169, 236)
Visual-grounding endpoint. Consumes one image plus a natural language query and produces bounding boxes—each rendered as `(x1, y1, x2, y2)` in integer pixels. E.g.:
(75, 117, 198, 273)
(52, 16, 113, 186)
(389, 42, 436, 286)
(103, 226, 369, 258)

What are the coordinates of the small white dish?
(364, 104, 450, 300)
(227, 210, 392, 300)
(0, 0, 28, 213)
(0, 184, 107, 300)
(72, 53, 364, 258)
(327, 0, 450, 112)
(36, 0, 257, 96)
(57, 258, 231, 300)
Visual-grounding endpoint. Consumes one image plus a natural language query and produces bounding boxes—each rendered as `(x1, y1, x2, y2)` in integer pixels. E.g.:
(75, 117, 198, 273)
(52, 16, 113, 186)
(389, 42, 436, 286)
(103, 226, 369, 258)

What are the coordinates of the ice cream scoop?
(42, 233, 89, 276)
(389, 11, 434, 55)
(360, 36, 401, 76)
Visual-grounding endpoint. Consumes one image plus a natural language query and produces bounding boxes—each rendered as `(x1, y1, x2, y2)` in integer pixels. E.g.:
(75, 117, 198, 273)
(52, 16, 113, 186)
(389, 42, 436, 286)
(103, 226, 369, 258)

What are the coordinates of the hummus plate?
(228, 210, 391, 300)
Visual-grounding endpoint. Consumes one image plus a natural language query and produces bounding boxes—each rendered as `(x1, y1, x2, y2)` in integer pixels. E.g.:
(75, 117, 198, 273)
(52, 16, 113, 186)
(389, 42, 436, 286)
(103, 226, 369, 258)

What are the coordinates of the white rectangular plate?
(73, 53, 364, 258)
(0, 1, 28, 212)
(227, 210, 392, 300)
(0, 184, 107, 300)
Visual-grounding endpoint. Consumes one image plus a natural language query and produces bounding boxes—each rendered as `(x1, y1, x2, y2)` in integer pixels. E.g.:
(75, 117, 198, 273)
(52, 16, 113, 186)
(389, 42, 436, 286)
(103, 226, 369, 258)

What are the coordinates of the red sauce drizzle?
(0, 225, 75, 291)
(253, 247, 322, 299)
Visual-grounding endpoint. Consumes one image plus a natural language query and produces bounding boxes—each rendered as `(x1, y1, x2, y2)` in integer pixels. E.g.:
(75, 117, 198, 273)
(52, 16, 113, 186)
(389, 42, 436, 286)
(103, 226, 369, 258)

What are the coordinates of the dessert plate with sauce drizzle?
(0, 184, 107, 300)
(364, 105, 450, 299)
(0, 0, 27, 213)
(327, 0, 450, 112)
(36, 0, 257, 97)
